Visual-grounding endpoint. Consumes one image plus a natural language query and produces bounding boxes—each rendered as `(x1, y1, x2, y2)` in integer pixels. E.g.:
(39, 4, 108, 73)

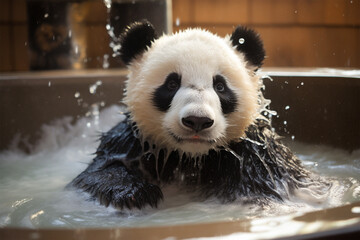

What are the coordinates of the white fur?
(123, 29, 260, 155)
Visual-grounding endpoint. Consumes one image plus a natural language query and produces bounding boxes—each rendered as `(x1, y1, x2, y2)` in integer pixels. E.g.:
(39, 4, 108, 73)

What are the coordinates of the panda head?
(120, 21, 265, 156)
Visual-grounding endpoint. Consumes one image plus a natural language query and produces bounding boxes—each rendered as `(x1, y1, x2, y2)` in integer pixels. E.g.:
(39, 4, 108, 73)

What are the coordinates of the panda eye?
(153, 72, 181, 112)
(165, 72, 181, 91)
(213, 75, 227, 93)
(213, 74, 238, 114)
(215, 82, 225, 92)
(167, 79, 180, 91)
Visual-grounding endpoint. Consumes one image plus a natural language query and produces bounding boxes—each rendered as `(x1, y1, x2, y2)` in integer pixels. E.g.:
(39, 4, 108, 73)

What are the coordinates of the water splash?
(258, 75, 278, 123)
(1, 106, 359, 228)
(89, 80, 102, 94)
(103, 0, 111, 9)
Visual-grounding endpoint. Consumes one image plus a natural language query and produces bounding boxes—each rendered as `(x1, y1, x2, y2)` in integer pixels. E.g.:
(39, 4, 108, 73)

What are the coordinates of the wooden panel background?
(173, 0, 360, 68)
(0, 0, 359, 71)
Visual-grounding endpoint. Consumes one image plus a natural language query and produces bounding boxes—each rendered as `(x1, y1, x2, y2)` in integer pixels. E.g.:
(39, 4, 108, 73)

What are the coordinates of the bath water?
(0, 105, 359, 228)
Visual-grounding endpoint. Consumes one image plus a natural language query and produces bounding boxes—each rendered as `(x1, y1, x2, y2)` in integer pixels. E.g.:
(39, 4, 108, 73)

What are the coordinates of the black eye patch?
(213, 75, 238, 114)
(152, 72, 181, 112)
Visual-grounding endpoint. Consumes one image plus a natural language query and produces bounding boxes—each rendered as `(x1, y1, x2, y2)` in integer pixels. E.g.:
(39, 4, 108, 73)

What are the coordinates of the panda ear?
(119, 20, 157, 65)
(230, 26, 265, 69)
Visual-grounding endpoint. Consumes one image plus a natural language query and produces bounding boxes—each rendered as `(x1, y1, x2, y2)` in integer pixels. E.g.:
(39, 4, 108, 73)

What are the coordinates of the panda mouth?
(168, 131, 215, 144)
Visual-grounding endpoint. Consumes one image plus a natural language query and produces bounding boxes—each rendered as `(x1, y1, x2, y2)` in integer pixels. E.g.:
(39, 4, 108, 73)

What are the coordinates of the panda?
(68, 20, 316, 209)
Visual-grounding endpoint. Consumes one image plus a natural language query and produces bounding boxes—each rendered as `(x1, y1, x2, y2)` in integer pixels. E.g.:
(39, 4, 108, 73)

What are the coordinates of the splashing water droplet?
(351, 206, 360, 213)
(89, 80, 102, 94)
(103, 0, 111, 9)
(175, 18, 180, 26)
(48, 81, 51, 87)
(74, 92, 80, 98)
(291, 135, 295, 140)
(239, 38, 245, 44)
(285, 105, 290, 110)
(103, 54, 109, 69)
(44, 13, 49, 18)
(283, 120, 287, 125)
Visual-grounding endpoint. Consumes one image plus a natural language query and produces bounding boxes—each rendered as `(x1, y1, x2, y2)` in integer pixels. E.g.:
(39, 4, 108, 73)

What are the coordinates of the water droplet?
(44, 13, 49, 18)
(239, 38, 245, 44)
(104, 0, 111, 8)
(285, 105, 290, 110)
(284, 81, 289, 84)
(68, 30, 72, 38)
(301, 82, 304, 85)
(283, 120, 287, 125)
(103, 54, 109, 69)
(89, 80, 102, 94)
(86, 122, 91, 128)
(352, 206, 360, 213)
(175, 18, 180, 26)
(48, 81, 51, 87)
(106, 24, 111, 30)
(74, 45, 79, 55)
(291, 135, 295, 140)
(74, 92, 80, 98)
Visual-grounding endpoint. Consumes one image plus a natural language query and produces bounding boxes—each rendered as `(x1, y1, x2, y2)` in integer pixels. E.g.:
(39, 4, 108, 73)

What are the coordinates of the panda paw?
(69, 161, 163, 210)
(96, 181, 164, 209)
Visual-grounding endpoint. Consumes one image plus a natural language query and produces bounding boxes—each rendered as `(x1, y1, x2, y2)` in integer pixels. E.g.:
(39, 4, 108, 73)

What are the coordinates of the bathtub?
(0, 68, 359, 239)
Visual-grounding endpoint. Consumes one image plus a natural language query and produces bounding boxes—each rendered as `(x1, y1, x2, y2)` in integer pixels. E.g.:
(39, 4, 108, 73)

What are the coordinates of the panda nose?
(182, 116, 214, 132)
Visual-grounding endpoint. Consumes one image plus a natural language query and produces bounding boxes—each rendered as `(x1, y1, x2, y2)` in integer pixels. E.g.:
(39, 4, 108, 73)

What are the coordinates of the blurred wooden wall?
(173, 0, 360, 68)
(0, 0, 28, 71)
(1, 0, 359, 72)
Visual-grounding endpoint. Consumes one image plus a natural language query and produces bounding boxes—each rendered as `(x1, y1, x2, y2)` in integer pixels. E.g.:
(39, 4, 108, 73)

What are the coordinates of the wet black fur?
(68, 114, 312, 209)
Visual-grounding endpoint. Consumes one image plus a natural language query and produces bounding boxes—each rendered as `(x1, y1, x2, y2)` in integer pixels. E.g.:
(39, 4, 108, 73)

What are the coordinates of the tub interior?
(0, 69, 360, 239)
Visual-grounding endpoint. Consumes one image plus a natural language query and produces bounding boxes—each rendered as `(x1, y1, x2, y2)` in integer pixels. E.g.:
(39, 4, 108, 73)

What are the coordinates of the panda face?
(121, 22, 264, 155)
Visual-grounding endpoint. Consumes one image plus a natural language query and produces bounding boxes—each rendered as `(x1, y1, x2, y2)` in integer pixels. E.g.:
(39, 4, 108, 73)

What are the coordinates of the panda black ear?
(119, 20, 157, 65)
(230, 26, 265, 69)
